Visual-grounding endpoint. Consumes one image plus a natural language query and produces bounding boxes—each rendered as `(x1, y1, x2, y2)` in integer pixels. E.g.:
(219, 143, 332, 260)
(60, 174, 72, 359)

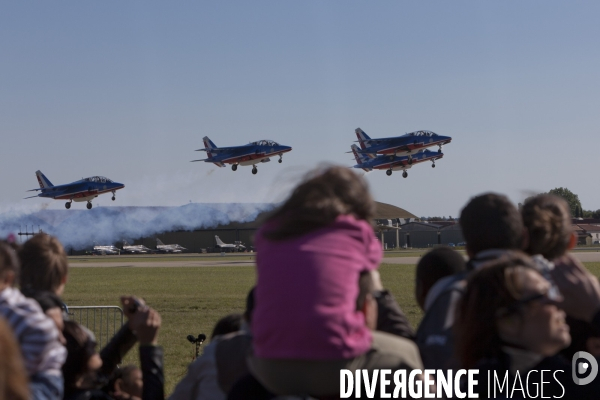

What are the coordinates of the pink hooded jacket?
(252, 214, 382, 360)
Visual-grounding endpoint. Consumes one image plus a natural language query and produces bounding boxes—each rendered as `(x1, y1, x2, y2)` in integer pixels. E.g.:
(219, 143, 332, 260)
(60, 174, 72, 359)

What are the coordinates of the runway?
(68, 250, 600, 268)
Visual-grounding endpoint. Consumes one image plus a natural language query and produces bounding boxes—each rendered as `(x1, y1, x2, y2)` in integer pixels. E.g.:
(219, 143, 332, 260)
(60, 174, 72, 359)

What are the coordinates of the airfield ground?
(62, 251, 600, 394)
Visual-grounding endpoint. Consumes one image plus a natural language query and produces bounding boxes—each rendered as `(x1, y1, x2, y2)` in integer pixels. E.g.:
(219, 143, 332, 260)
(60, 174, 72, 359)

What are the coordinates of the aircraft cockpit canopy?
(83, 176, 114, 183)
(250, 140, 280, 146)
(403, 130, 438, 137)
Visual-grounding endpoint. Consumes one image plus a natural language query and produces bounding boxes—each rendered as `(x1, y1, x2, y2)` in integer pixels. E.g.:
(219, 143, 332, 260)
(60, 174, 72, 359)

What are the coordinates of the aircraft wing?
(195, 145, 246, 153)
(23, 194, 40, 199)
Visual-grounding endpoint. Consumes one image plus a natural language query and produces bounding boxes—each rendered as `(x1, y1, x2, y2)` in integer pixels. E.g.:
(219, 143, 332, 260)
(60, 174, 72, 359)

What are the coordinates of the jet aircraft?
(354, 128, 452, 162)
(351, 144, 443, 178)
(25, 170, 124, 210)
(122, 240, 152, 254)
(92, 245, 120, 255)
(156, 239, 186, 253)
(214, 235, 246, 252)
(191, 137, 292, 174)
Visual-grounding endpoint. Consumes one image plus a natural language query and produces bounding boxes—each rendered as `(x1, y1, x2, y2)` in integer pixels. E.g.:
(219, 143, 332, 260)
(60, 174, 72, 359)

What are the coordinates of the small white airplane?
(215, 235, 246, 252)
(92, 245, 120, 255)
(156, 239, 186, 253)
(122, 240, 152, 254)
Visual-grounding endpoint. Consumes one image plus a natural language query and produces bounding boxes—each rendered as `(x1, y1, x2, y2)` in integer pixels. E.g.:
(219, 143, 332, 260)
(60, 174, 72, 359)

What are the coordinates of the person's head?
(0, 316, 29, 400)
(211, 313, 243, 339)
(522, 194, 576, 260)
(0, 241, 20, 290)
(111, 365, 142, 400)
(356, 270, 378, 330)
(460, 193, 525, 257)
(415, 246, 466, 310)
(263, 165, 375, 240)
(456, 252, 570, 368)
(62, 321, 102, 391)
(19, 234, 68, 296)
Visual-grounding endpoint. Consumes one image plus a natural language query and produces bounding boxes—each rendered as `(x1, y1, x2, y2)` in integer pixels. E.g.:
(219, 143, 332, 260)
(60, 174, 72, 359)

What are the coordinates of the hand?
(120, 296, 148, 320)
(128, 307, 161, 346)
(550, 254, 600, 322)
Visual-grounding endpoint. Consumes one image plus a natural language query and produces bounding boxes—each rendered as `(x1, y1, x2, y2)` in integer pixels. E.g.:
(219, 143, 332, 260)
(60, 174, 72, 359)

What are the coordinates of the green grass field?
(62, 262, 600, 394)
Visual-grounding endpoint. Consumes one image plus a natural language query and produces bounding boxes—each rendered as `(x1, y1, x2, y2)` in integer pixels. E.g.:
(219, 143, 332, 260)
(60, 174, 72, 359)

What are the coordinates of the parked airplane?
(354, 128, 452, 160)
(191, 137, 292, 174)
(122, 240, 152, 254)
(156, 239, 186, 253)
(92, 245, 120, 255)
(351, 144, 443, 178)
(25, 170, 125, 210)
(214, 235, 246, 251)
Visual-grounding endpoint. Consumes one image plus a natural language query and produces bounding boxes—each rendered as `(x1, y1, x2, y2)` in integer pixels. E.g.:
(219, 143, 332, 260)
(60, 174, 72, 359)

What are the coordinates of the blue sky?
(1, 1, 599, 217)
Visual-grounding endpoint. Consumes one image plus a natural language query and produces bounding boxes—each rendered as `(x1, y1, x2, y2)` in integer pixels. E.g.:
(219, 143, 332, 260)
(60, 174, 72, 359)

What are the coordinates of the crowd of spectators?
(2, 165, 600, 399)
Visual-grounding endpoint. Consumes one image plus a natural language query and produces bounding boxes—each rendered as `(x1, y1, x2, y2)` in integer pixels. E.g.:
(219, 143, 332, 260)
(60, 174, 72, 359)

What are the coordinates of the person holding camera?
(62, 296, 164, 400)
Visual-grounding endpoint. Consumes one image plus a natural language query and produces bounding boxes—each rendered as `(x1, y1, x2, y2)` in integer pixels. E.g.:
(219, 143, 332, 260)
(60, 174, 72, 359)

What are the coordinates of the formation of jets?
(191, 137, 292, 174)
(350, 128, 452, 178)
(25, 128, 452, 254)
(25, 171, 124, 209)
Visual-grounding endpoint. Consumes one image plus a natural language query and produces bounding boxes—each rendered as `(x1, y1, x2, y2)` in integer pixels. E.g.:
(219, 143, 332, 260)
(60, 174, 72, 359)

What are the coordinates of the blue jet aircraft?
(354, 128, 452, 163)
(25, 170, 125, 209)
(191, 136, 292, 174)
(351, 144, 443, 178)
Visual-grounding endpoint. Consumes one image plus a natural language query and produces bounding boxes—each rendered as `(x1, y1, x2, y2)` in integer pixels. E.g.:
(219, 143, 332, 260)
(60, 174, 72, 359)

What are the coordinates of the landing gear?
(408, 157, 413, 165)
(386, 170, 392, 176)
(438, 145, 442, 154)
(431, 162, 436, 168)
(278, 155, 282, 164)
(232, 164, 238, 171)
(65, 201, 72, 209)
(112, 191, 116, 201)
(402, 171, 408, 178)
(86, 202, 93, 210)
(252, 166, 258, 175)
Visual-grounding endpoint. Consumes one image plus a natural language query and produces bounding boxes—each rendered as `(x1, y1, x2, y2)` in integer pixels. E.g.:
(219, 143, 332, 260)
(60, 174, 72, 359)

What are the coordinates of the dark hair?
(522, 194, 572, 260)
(62, 321, 97, 391)
(211, 313, 243, 339)
(456, 252, 537, 368)
(19, 234, 68, 294)
(415, 246, 466, 308)
(0, 241, 20, 282)
(263, 166, 375, 240)
(460, 193, 524, 255)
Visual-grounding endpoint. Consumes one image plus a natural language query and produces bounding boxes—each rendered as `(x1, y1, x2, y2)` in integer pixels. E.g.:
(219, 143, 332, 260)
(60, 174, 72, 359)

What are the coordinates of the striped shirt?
(0, 287, 66, 376)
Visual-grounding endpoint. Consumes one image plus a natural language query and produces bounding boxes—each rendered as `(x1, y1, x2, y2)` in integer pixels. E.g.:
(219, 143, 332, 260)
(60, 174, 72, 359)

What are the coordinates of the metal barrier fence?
(67, 306, 124, 348)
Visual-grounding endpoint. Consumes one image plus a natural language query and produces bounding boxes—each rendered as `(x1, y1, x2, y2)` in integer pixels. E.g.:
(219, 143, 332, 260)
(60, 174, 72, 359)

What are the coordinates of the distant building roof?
(576, 224, 600, 233)
(374, 202, 418, 219)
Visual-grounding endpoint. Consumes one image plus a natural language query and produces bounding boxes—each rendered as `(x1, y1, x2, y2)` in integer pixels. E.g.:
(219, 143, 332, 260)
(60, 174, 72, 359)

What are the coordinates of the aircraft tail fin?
(122, 240, 129, 246)
(202, 136, 218, 159)
(156, 239, 165, 246)
(355, 128, 372, 150)
(215, 235, 225, 246)
(351, 144, 371, 165)
(35, 170, 54, 189)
